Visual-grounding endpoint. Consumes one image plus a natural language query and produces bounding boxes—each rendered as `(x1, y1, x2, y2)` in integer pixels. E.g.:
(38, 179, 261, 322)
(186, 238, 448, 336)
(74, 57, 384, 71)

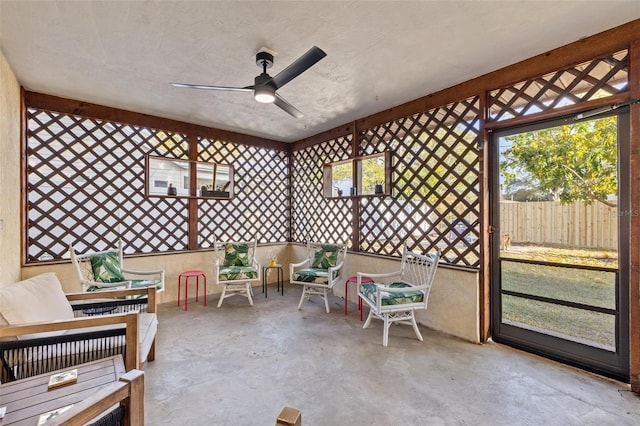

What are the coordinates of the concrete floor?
(145, 284, 640, 426)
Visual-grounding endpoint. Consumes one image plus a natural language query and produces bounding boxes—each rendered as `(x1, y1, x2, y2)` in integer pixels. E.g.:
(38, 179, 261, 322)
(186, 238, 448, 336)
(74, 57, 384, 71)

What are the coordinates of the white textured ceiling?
(1, 1, 639, 142)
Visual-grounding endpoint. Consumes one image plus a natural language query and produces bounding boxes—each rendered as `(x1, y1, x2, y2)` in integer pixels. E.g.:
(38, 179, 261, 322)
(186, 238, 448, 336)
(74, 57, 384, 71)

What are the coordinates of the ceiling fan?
(171, 46, 327, 119)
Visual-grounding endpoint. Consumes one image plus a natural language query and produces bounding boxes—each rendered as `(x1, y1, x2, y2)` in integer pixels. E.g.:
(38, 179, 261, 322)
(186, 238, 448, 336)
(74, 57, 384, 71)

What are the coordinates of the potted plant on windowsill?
(201, 184, 216, 197)
(211, 181, 230, 197)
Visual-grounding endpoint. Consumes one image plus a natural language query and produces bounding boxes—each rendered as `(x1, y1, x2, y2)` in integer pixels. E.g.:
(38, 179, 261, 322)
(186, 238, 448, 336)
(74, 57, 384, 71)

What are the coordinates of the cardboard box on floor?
(276, 407, 301, 426)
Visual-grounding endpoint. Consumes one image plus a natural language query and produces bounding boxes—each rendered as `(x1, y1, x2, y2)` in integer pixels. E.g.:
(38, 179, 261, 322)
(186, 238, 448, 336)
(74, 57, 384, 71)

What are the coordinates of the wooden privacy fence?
(500, 201, 618, 250)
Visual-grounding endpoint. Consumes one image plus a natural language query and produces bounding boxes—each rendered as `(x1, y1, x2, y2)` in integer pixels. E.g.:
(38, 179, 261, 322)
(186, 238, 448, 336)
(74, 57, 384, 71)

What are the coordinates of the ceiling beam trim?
(24, 91, 290, 152)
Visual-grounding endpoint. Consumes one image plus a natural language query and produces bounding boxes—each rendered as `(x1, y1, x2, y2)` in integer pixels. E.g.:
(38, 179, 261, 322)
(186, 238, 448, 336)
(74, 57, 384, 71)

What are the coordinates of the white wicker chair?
(357, 243, 439, 346)
(69, 239, 165, 293)
(214, 239, 261, 307)
(290, 241, 347, 313)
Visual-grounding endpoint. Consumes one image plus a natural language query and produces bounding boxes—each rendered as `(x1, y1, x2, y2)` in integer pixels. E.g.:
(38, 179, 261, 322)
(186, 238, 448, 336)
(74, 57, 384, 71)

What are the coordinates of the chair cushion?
(223, 243, 250, 267)
(311, 245, 340, 268)
(219, 266, 258, 281)
(292, 268, 334, 285)
(130, 279, 163, 291)
(361, 282, 424, 306)
(90, 251, 126, 283)
(0, 272, 74, 339)
(138, 312, 158, 363)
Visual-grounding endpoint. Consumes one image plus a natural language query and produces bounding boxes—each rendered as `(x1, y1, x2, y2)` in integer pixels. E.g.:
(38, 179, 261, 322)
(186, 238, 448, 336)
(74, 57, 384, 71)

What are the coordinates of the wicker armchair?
(290, 241, 347, 313)
(213, 239, 261, 307)
(69, 239, 165, 293)
(0, 273, 157, 382)
(357, 243, 439, 346)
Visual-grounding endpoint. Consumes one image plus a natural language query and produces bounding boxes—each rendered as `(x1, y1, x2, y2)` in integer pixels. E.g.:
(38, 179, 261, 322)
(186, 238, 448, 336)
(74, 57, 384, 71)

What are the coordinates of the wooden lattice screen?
(488, 50, 628, 122)
(197, 137, 289, 246)
(26, 49, 627, 266)
(359, 97, 481, 266)
(26, 109, 288, 263)
(291, 135, 353, 245)
(27, 109, 189, 261)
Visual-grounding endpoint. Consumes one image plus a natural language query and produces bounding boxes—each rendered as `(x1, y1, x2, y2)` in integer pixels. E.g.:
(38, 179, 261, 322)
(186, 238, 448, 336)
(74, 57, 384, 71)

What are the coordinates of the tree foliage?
(502, 172, 554, 202)
(500, 116, 617, 206)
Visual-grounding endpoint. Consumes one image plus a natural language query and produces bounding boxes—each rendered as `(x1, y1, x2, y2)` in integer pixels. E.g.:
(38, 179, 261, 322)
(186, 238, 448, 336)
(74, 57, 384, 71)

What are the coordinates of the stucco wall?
(21, 243, 479, 341)
(21, 243, 292, 304)
(290, 244, 480, 343)
(0, 49, 22, 287)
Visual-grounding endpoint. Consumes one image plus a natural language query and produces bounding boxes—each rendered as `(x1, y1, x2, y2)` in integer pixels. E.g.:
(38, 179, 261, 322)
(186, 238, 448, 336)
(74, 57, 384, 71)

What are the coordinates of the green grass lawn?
(500, 245, 618, 349)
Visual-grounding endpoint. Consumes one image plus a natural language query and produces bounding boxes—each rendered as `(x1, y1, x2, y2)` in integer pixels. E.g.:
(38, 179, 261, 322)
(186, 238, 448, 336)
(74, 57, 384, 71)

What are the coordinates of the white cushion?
(0, 272, 74, 339)
(138, 313, 158, 363)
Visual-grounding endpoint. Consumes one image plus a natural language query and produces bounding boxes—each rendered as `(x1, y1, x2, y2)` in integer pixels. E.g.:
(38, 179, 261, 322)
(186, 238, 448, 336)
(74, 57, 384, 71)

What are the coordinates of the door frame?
(489, 109, 630, 382)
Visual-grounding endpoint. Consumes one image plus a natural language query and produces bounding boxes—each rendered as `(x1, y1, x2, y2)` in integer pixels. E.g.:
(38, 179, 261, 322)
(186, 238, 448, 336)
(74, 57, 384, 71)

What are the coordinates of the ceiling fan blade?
(274, 93, 304, 119)
(171, 82, 253, 92)
(270, 46, 326, 90)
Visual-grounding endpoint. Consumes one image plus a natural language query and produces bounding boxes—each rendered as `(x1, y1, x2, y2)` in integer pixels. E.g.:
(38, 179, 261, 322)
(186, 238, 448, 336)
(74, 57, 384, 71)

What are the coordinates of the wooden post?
(120, 369, 145, 426)
(628, 40, 640, 394)
(479, 91, 491, 343)
(124, 312, 140, 371)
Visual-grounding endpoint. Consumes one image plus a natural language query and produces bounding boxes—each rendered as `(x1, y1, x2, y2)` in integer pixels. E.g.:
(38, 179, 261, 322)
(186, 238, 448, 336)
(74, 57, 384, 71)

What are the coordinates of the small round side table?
(344, 276, 374, 321)
(177, 270, 207, 311)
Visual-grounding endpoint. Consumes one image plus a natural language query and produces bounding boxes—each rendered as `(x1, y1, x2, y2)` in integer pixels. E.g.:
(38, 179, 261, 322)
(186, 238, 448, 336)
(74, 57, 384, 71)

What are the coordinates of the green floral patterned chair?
(69, 240, 165, 293)
(357, 243, 439, 346)
(214, 240, 260, 307)
(290, 241, 347, 313)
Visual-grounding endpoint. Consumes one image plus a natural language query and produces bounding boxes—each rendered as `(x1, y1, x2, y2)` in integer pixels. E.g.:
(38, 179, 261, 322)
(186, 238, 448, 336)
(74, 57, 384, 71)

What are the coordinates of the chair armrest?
(66, 286, 153, 301)
(66, 287, 157, 314)
(55, 369, 145, 426)
(330, 260, 345, 271)
(357, 270, 402, 282)
(0, 312, 136, 339)
(290, 258, 310, 269)
(325, 260, 346, 287)
(121, 267, 164, 276)
(289, 259, 311, 279)
(82, 279, 131, 290)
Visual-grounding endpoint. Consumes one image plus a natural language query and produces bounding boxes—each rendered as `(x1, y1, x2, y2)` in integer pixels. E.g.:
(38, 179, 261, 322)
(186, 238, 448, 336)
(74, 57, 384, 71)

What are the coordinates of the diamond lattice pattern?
(489, 50, 628, 122)
(359, 98, 481, 266)
(197, 137, 289, 246)
(291, 135, 353, 246)
(27, 109, 189, 261)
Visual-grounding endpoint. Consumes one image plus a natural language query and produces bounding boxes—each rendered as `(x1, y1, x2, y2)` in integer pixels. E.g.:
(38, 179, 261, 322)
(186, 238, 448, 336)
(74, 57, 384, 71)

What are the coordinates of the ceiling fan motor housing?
(256, 51, 274, 69)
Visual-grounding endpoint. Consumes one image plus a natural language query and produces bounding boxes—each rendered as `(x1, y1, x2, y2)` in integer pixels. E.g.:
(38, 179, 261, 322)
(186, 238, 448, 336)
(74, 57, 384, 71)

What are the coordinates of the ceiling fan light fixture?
(254, 86, 276, 103)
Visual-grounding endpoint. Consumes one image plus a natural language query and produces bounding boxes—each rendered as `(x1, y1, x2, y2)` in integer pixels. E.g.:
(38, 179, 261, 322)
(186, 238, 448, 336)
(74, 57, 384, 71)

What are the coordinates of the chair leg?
(383, 315, 390, 347)
(323, 288, 330, 313)
(363, 309, 374, 328)
(246, 283, 254, 306)
(297, 286, 307, 310)
(410, 311, 423, 341)
(217, 285, 227, 308)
